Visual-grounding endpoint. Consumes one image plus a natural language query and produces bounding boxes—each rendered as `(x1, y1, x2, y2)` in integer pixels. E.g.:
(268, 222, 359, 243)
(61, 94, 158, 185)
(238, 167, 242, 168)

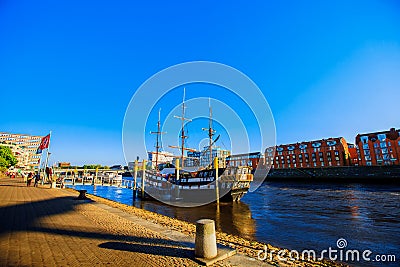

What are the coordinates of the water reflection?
(134, 200, 256, 240)
(243, 181, 400, 267)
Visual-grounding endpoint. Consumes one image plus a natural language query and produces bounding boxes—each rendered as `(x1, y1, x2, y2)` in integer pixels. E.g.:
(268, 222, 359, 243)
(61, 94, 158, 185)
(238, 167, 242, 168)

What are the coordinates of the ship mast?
(169, 88, 195, 169)
(150, 108, 166, 171)
(202, 98, 216, 169)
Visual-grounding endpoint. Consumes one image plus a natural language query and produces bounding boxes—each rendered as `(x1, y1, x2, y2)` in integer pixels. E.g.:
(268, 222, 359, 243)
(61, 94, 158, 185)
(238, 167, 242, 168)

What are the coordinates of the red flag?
(36, 134, 50, 154)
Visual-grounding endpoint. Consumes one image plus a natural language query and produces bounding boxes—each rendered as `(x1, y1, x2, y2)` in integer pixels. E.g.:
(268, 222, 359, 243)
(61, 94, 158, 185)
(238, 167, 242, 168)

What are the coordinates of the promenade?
(0, 177, 269, 267)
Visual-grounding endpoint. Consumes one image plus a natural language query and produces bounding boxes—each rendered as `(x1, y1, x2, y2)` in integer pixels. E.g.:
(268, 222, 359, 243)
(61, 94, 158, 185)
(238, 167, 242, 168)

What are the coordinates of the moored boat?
(137, 89, 254, 205)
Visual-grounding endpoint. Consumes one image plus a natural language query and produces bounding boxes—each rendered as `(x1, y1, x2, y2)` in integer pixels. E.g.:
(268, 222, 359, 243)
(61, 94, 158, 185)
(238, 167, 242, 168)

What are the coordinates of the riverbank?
(0, 176, 347, 266)
(267, 165, 400, 182)
(65, 187, 348, 267)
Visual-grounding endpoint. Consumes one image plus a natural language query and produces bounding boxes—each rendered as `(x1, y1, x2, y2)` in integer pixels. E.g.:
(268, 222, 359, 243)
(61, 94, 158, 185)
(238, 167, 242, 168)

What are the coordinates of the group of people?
(5, 170, 20, 179)
(26, 172, 40, 187)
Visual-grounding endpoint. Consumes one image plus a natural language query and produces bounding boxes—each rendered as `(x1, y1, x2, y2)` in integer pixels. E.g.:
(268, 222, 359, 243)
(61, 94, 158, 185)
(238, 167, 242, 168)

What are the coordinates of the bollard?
(77, 190, 87, 200)
(195, 219, 218, 259)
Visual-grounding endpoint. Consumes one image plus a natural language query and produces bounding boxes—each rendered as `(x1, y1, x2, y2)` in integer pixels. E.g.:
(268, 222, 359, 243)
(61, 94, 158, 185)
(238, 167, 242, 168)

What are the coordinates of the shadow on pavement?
(0, 185, 194, 258)
(99, 241, 194, 258)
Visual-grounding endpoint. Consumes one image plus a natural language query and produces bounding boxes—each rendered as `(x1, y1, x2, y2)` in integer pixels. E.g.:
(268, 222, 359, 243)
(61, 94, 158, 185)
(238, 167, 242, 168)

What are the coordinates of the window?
(361, 136, 368, 144)
(334, 151, 339, 156)
(378, 134, 386, 142)
(380, 142, 387, 148)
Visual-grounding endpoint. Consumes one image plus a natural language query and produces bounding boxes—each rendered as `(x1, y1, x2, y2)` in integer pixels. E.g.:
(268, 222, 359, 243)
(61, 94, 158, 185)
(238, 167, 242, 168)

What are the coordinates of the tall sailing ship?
(140, 89, 253, 204)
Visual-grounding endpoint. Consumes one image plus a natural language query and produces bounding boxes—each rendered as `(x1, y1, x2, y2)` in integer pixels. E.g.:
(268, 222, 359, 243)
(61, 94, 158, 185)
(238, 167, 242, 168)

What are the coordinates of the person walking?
(34, 172, 40, 187)
(27, 172, 33, 187)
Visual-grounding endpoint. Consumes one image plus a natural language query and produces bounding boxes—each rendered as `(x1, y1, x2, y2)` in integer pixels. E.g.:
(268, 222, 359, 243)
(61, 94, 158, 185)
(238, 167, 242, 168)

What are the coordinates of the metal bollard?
(77, 190, 87, 200)
(195, 219, 217, 259)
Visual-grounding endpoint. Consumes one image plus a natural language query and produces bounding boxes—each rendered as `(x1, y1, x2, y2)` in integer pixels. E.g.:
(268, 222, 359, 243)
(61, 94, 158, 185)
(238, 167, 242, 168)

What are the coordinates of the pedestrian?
(27, 172, 33, 187)
(34, 172, 40, 187)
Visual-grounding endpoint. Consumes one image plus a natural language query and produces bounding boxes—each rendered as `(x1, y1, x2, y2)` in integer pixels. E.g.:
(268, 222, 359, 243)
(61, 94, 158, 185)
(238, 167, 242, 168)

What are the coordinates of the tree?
(0, 157, 8, 171)
(0, 146, 18, 171)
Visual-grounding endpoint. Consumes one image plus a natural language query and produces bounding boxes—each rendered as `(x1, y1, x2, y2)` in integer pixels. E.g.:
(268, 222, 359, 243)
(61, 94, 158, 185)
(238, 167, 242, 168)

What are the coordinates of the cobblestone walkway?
(0, 177, 199, 267)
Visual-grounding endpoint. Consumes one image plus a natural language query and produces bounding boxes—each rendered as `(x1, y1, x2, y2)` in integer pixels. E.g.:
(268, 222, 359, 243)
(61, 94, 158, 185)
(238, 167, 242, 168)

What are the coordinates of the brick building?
(265, 137, 351, 169)
(356, 128, 400, 166)
(347, 143, 359, 166)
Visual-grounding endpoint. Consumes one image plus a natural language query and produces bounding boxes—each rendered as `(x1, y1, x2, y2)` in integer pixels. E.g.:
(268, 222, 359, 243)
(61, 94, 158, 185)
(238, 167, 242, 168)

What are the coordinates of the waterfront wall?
(267, 165, 400, 181)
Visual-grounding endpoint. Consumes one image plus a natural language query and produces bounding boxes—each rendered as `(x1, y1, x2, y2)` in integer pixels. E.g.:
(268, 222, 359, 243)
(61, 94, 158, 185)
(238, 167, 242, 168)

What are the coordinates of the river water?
(69, 181, 400, 266)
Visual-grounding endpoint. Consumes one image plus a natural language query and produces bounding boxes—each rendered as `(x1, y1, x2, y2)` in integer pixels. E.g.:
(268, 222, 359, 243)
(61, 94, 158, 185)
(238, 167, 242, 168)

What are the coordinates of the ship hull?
(135, 166, 253, 204)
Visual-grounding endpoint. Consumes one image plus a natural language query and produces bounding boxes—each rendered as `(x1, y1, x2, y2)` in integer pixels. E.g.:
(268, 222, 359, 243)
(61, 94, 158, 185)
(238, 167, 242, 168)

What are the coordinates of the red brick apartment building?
(347, 143, 359, 166)
(265, 137, 351, 169)
(356, 128, 400, 166)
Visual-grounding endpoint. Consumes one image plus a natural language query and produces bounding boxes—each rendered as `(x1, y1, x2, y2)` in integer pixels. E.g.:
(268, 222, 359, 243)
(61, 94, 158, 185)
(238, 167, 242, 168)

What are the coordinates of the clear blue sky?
(1, 0, 399, 166)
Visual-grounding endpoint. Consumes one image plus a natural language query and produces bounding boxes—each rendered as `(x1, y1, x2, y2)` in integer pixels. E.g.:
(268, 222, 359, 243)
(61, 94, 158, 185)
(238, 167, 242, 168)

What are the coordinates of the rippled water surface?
(70, 181, 400, 266)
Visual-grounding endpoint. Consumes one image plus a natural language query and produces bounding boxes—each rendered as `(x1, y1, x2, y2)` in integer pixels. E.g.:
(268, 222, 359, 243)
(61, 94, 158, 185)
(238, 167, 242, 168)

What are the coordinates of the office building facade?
(0, 132, 44, 169)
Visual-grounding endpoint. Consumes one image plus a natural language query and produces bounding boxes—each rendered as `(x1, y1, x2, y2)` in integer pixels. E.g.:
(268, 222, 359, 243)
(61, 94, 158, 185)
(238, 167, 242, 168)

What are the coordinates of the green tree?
(83, 164, 102, 169)
(0, 146, 18, 171)
(0, 157, 8, 171)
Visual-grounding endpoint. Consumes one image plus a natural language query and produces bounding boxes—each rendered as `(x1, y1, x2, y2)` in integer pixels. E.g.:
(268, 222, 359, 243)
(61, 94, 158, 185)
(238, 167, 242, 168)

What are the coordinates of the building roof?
(356, 128, 399, 143)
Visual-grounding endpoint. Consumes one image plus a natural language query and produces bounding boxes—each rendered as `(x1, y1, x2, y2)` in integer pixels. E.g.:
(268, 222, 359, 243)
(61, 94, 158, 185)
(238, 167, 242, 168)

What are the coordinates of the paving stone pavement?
(0, 177, 270, 267)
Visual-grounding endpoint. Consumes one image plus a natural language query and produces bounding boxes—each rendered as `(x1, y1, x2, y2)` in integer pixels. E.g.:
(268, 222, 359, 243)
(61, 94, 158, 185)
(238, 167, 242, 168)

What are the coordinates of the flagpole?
(43, 131, 52, 184)
(37, 153, 43, 184)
